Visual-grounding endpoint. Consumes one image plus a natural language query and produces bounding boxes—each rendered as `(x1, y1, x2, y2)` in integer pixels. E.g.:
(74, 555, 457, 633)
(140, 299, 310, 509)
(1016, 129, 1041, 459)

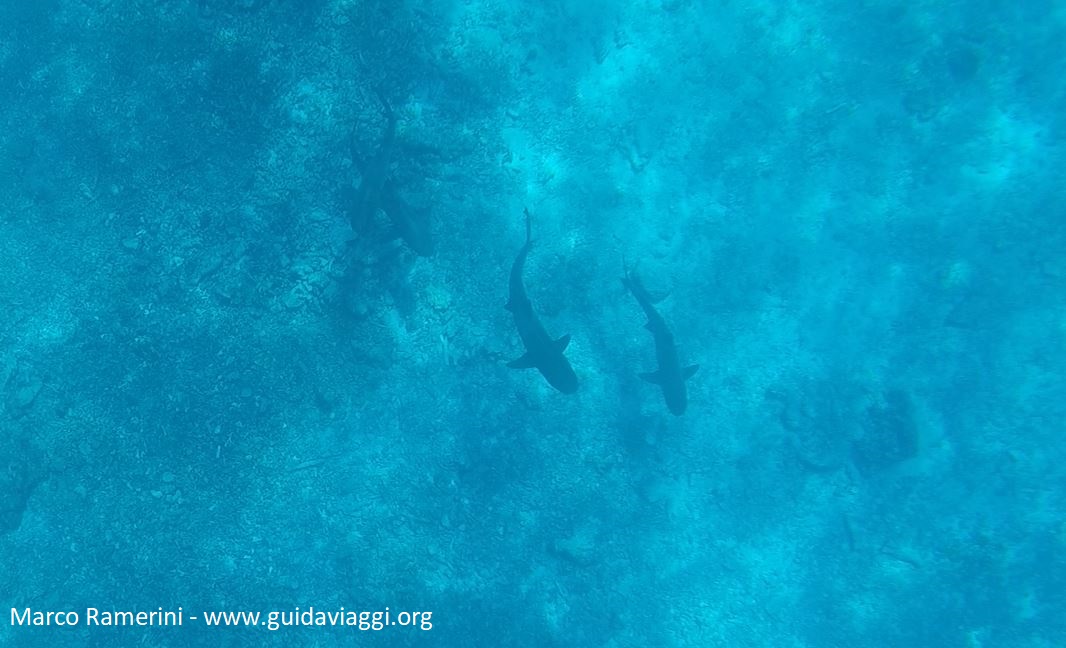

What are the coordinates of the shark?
(622, 264, 698, 415)
(344, 91, 434, 257)
(505, 209, 578, 393)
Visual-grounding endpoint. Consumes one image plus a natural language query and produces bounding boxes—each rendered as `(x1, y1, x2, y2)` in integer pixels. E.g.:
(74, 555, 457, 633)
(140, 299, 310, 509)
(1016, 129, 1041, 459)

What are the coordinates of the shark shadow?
(342, 91, 434, 257)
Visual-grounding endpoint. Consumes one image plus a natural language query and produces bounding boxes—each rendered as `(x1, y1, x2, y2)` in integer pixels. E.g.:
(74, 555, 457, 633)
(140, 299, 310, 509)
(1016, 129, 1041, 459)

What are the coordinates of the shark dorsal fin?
(555, 334, 571, 352)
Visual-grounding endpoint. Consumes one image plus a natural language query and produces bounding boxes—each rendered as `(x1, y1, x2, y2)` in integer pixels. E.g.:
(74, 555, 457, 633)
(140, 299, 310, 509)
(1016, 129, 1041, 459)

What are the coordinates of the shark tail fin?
(622, 260, 650, 295)
(374, 86, 394, 119)
(620, 257, 634, 292)
(374, 86, 397, 148)
(348, 128, 366, 173)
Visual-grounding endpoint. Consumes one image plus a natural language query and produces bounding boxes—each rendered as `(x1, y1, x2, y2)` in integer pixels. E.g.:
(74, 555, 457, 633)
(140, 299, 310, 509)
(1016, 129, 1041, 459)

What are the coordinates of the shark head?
(547, 362, 579, 394)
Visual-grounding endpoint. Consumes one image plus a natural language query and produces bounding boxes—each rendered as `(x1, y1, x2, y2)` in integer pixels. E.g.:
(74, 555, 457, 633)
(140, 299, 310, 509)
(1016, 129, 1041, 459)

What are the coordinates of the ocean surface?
(1, 1, 1063, 646)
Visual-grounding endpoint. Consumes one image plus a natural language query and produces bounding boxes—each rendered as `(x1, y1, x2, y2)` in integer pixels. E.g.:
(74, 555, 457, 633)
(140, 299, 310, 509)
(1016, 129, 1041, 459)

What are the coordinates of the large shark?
(622, 264, 698, 415)
(505, 209, 578, 393)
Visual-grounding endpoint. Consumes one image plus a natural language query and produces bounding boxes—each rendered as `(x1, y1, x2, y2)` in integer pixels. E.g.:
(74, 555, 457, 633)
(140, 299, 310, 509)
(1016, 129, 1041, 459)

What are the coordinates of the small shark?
(506, 209, 578, 393)
(344, 91, 434, 256)
(345, 91, 394, 231)
(622, 264, 698, 415)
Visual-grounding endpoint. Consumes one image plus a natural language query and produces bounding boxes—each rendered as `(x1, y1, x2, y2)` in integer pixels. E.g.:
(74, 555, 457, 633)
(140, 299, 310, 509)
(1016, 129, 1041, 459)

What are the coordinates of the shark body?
(506, 210, 578, 393)
(622, 266, 697, 415)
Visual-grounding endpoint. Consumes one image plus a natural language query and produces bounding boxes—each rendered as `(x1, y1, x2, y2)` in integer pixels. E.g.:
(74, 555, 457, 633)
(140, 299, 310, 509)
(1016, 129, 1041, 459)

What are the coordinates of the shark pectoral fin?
(504, 300, 513, 312)
(555, 334, 571, 352)
(639, 371, 662, 385)
(683, 364, 699, 380)
(507, 353, 537, 369)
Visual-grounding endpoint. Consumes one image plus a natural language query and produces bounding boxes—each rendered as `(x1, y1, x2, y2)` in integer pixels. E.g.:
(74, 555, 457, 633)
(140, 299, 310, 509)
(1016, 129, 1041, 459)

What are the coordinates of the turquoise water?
(1, 1, 1063, 646)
